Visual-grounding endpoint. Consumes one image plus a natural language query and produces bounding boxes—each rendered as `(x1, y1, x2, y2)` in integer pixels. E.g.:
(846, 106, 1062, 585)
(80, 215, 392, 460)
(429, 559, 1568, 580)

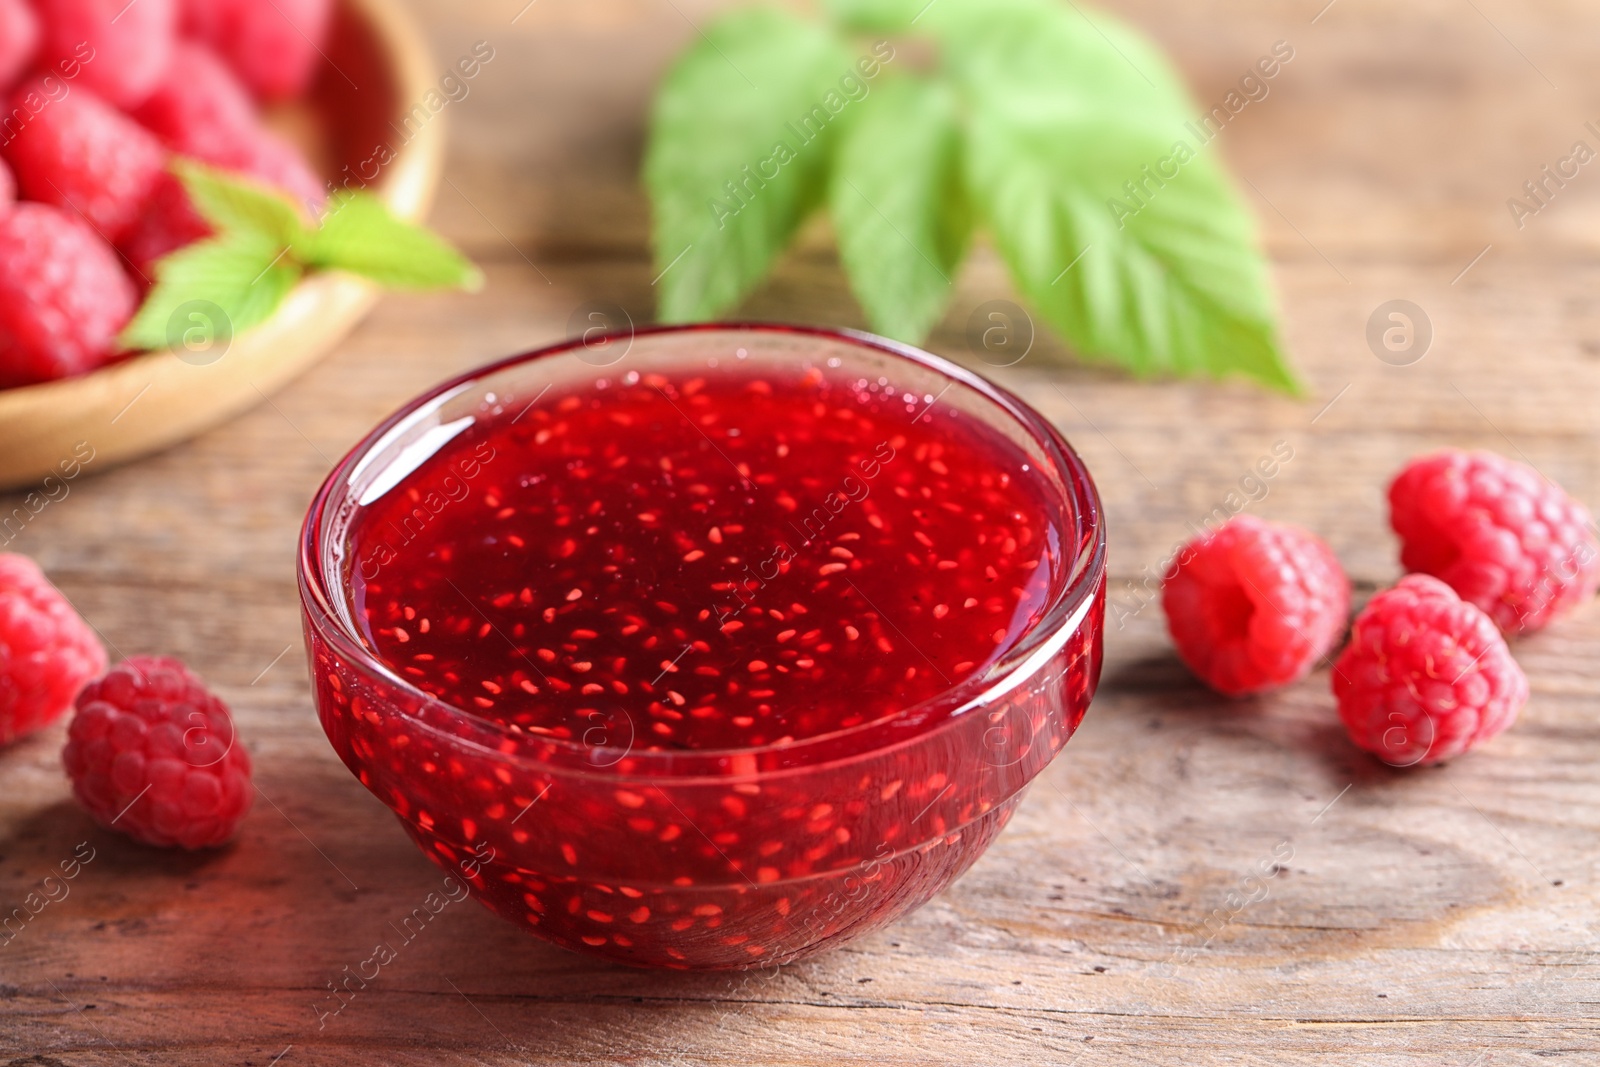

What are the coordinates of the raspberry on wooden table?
(181, 0, 334, 102)
(3, 80, 168, 243)
(34, 0, 177, 109)
(63, 656, 253, 849)
(0, 0, 40, 95)
(1162, 515, 1350, 696)
(0, 202, 136, 388)
(1333, 574, 1527, 767)
(1389, 449, 1600, 634)
(0, 554, 107, 747)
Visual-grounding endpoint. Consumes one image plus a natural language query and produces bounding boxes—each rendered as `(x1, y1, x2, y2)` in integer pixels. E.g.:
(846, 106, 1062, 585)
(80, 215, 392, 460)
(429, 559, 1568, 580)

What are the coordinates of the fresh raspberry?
(0, 0, 40, 95)
(131, 41, 263, 166)
(0, 554, 106, 747)
(117, 172, 212, 280)
(3, 80, 168, 243)
(1390, 449, 1600, 634)
(35, 0, 177, 109)
(63, 656, 253, 849)
(118, 138, 326, 277)
(1334, 574, 1528, 766)
(181, 0, 334, 102)
(1163, 516, 1350, 696)
(240, 131, 327, 215)
(0, 203, 136, 388)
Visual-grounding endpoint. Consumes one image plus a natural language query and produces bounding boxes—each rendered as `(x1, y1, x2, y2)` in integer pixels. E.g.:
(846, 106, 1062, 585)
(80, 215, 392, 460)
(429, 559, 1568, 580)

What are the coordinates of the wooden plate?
(0, 0, 446, 491)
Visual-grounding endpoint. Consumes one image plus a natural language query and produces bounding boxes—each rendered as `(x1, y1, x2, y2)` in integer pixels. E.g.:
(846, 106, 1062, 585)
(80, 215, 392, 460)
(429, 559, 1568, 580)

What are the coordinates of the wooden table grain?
(5, 1, 1600, 1063)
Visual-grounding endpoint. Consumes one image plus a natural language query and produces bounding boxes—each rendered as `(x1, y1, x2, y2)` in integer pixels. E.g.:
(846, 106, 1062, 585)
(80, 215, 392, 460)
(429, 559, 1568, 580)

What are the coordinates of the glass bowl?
(298, 324, 1107, 970)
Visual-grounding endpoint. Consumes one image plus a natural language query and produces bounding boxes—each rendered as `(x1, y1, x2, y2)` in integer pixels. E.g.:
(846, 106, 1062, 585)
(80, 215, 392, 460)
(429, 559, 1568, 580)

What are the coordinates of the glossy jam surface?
(347, 366, 1064, 752)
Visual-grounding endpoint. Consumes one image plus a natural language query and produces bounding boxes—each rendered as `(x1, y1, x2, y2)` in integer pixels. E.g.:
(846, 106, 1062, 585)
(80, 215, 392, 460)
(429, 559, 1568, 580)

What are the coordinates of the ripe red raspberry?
(0, 0, 40, 94)
(1334, 574, 1527, 766)
(131, 41, 263, 166)
(1390, 449, 1600, 634)
(181, 0, 333, 102)
(0, 203, 136, 388)
(3, 80, 168, 243)
(1163, 516, 1350, 696)
(117, 172, 212, 280)
(63, 656, 253, 849)
(35, 0, 177, 109)
(118, 139, 326, 277)
(241, 131, 327, 215)
(0, 554, 106, 746)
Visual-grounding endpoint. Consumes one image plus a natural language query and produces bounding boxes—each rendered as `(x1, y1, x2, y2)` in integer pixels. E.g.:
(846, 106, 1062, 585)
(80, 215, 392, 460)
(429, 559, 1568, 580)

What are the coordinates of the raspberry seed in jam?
(302, 327, 1106, 969)
(351, 365, 1061, 753)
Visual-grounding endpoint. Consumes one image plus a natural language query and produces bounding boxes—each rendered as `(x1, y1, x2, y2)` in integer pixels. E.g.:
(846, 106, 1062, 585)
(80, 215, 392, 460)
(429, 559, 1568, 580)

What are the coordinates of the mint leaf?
(125, 169, 483, 352)
(831, 75, 970, 343)
(644, 7, 850, 321)
(120, 231, 303, 352)
(946, 1, 1298, 390)
(307, 191, 484, 290)
(174, 159, 309, 249)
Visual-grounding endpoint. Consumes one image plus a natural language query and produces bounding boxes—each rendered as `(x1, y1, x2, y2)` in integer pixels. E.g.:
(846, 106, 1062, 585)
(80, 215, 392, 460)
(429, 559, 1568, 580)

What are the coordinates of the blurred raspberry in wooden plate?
(0, 0, 455, 491)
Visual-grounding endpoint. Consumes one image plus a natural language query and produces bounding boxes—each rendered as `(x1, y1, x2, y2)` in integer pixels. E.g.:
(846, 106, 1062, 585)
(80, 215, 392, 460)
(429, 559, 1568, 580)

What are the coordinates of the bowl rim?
(298, 322, 1108, 779)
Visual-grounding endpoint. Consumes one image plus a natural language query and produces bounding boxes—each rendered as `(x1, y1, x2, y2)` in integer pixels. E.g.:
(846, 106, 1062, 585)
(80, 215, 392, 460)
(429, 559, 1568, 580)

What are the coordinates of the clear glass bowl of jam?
(298, 325, 1106, 970)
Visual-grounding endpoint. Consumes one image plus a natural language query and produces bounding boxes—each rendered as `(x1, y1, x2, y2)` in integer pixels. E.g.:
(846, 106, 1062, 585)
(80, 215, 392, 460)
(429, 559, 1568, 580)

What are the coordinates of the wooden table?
(5, 0, 1599, 1062)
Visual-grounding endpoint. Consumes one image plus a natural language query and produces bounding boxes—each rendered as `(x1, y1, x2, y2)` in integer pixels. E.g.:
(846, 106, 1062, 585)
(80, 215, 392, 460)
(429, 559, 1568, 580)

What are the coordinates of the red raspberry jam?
(351, 368, 1061, 750)
(301, 327, 1105, 969)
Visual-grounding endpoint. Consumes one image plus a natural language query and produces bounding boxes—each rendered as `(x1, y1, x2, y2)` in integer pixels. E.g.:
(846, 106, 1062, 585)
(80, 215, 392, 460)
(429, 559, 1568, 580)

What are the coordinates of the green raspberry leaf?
(647, 0, 1299, 390)
(305, 191, 484, 290)
(830, 75, 971, 344)
(932, 0, 1194, 113)
(644, 7, 852, 322)
(174, 159, 310, 248)
(120, 231, 303, 353)
(821, 0, 930, 32)
(947, 0, 1299, 390)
